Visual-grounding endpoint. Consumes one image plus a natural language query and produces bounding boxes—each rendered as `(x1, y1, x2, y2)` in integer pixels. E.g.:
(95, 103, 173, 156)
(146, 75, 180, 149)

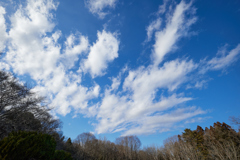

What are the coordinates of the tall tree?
(116, 135, 141, 160)
(0, 70, 61, 139)
(74, 132, 96, 148)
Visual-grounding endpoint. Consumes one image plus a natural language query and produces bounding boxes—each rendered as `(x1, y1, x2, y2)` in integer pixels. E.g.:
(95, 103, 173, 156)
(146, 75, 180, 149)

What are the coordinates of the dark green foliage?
(65, 138, 74, 153)
(181, 126, 208, 158)
(0, 131, 56, 160)
(52, 131, 66, 150)
(66, 138, 72, 145)
(53, 150, 73, 160)
(207, 122, 236, 141)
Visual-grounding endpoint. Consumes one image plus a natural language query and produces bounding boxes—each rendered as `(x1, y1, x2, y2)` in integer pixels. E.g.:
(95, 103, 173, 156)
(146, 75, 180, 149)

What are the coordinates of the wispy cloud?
(207, 44, 240, 71)
(122, 107, 205, 135)
(199, 44, 240, 74)
(0, 0, 239, 136)
(0, 6, 7, 52)
(145, 18, 161, 42)
(158, 0, 169, 15)
(85, 0, 118, 19)
(95, 59, 199, 135)
(153, 1, 197, 65)
(94, 1, 203, 135)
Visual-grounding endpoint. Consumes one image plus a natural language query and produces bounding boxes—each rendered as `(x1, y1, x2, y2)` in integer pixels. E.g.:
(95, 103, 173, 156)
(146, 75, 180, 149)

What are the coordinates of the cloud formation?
(93, 1, 240, 135)
(0, 0, 239, 136)
(81, 30, 119, 78)
(146, 18, 161, 42)
(94, 1, 203, 135)
(207, 44, 240, 71)
(0, 0, 113, 116)
(153, 1, 197, 65)
(85, 0, 118, 19)
(0, 6, 7, 52)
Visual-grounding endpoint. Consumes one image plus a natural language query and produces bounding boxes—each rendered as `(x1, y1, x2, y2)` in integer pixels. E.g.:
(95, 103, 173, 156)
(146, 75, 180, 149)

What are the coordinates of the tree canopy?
(0, 70, 61, 139)
(0, 131, 56, 160)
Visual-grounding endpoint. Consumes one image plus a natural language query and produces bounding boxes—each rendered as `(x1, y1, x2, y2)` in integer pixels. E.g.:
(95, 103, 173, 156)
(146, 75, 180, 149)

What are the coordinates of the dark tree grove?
(0, 69, 240, 160)
(0, 131, 56, 160)
(0, 70, 71, 159)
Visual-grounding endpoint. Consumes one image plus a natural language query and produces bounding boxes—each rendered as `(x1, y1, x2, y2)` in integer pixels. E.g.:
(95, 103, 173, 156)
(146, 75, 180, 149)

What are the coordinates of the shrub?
(53, 150, 73, 160)
(0, 131, 56, 160)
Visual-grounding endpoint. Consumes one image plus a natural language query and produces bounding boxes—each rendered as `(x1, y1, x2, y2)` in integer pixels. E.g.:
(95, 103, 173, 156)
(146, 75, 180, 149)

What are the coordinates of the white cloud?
(92, 1, 210, 135)
(153, 1, 197, 65)
(5, 0, 59, 79)
(50, 79, 100, 116)
(185, 116, 211, 124)
(0, 6, 7, 52)
(194, 80, 207, 89)
(81, 30, 119, 78)
(146, 18, 161, 42)
(85, 0, 117, 19)
(207, 44, 240, 70)
(95, 59, 199, 135)
(1, 0, 203, 136)
(198, 44, 240, 74)
(123, 60, 197, 93)
(1, 0, 239, 136)
(1, 0, 99, 117)
(61, 33, 89, 69)
(158, 0, 169, 15)
(122, 107, 205, 135)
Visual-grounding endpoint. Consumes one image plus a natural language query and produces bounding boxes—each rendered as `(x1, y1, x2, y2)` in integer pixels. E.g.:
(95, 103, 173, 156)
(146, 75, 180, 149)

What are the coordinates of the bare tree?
(142, 145, 159, 160)
(116, 135, 141, 160)
(204, 124, 240, 160)
(74, 132, 96, 148)
(161, 135, 204, 160)
(229, 116, 240, 132)
(0, 70, 61, 139)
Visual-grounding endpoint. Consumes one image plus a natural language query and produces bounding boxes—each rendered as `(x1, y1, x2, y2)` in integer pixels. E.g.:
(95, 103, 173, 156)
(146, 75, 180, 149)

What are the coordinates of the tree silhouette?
(0, 70, 61, 139)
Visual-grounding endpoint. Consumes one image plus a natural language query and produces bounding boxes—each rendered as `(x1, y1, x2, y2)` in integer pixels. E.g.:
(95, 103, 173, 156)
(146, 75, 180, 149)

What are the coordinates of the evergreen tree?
(0, 131, 56, 160)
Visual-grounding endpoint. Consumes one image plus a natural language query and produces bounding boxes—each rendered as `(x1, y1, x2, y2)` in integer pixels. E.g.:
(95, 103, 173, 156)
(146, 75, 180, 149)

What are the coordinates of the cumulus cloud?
(61, 33, 89, 69)
(85, 0, 118, 19)
(5, 0, 59, 79)
(81, 30, 119, 78)
(0, 0, 100, 116)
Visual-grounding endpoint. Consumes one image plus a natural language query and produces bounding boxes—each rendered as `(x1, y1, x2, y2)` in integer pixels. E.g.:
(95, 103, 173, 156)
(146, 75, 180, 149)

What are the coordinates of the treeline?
(59, 121, 240, 160)
(1, 69, 240, 160)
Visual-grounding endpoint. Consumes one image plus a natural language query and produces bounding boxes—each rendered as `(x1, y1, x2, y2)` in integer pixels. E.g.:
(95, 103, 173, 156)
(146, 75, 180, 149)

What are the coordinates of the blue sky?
(0, 0, 239, 146)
